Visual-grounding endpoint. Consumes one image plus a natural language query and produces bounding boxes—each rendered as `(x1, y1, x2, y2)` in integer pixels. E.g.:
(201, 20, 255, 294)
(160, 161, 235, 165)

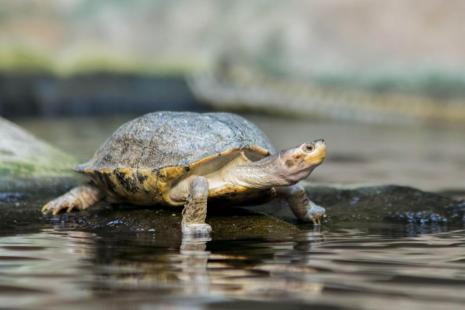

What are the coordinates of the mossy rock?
(0, 117, 82, 192)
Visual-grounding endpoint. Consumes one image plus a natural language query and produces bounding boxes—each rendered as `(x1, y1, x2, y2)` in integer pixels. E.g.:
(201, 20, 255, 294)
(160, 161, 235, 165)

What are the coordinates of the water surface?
(0, 225, 464, 309)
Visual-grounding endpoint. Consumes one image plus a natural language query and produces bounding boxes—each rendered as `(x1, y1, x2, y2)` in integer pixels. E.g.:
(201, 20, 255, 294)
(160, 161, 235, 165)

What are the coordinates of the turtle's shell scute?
(79, 112, 275, 170)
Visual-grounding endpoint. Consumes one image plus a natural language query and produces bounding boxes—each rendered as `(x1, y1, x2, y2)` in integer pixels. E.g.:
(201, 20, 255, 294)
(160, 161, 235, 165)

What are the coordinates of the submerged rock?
(0, 117, 81, 193)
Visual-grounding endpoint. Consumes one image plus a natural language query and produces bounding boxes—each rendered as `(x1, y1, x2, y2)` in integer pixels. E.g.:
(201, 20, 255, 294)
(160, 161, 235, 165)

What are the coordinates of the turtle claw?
(42, 197, 76, 215)
(309, 215, 321, 226)
(41, 200, 68, 215)
(307, 204, 326, 226)
(41, 185, 102, 216)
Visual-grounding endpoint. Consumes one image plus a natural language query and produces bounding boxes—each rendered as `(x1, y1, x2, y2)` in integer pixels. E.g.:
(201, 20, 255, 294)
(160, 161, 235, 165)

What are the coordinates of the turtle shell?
(76, 112, 276, 205)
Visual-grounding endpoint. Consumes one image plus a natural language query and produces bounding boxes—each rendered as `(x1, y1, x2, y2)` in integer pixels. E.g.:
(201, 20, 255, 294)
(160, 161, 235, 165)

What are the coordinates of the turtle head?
(278, 139, 326, 183)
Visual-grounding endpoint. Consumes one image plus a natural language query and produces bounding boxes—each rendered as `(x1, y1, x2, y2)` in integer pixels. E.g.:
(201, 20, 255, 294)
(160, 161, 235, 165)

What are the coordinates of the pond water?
(1, 113, 464, 309)
(0, 225, 464, 309)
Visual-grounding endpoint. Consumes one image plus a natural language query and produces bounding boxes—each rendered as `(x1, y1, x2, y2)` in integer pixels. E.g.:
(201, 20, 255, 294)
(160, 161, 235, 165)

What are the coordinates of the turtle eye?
(303, 144, 314, 153)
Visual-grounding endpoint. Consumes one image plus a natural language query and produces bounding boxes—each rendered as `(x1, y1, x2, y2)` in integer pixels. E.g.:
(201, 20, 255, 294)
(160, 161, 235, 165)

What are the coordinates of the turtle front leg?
(42, 184, 104, 215)
(181, 176, 212, 236)
(277, 183, 326, 225)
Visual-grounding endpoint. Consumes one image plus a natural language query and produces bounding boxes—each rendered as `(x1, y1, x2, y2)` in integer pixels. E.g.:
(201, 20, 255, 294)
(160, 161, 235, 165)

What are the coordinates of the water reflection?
(0, 230, 95, 309)
(179, 237, 210, 295)
(0, 226, 464, 309)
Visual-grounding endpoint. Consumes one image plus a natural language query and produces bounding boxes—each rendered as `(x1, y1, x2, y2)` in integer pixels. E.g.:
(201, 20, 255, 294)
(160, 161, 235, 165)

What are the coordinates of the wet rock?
(307, 184, 465, 225)
(77, 206, 301, 241)
(0, 117, 82, 193)
(0, 196, 301, 242)
(1, 183, 464, 242)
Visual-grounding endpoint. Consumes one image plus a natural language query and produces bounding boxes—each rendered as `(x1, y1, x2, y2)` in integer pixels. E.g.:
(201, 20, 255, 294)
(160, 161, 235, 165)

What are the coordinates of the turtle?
(42, 111, 327, 235)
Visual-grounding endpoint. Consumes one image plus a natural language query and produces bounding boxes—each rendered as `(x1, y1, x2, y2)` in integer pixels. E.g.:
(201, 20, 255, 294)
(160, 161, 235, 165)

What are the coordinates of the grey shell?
(78, 111, 276, 170)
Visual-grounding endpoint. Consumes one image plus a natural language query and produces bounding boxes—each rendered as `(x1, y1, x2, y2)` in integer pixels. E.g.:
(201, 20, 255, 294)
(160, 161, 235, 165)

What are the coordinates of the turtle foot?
(42, 185, 102, 215)
(42, 191, 89, 215)
(306, 204, 326, 225)
(182, 223, 212, 236)
(42, 200, 63, 215)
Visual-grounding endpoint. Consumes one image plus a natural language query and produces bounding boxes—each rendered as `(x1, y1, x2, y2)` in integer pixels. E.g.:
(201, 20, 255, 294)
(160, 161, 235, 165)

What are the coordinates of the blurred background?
(1, 0, 464, 191)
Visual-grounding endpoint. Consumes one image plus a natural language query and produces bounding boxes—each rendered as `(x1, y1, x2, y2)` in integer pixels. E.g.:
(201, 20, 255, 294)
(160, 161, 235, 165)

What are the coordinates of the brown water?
(2, 114, 464, 309)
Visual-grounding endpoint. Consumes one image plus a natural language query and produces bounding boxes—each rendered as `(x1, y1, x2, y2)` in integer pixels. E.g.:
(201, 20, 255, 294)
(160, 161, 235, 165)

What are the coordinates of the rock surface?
(310, 184, 465, 225)
(0, 117, 81, 192)
(248, 183, 465, 226)
(0, 195, 301, 241)
(1, 183, 463, 241)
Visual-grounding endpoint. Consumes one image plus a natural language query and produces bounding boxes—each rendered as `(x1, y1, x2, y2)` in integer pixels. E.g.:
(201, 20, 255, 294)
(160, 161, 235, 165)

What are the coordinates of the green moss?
(59, 54, 202, 76)
(0, 161, 36, 176)
(0, 46, 54, 73)
(0, 46, 203, 76)
(0, 160, 75, 178)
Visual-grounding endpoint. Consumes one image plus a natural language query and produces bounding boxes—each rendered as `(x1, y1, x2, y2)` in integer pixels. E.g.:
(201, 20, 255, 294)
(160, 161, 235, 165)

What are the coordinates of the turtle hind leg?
(181, 176, 212, 236)
(42, 184, 104, 215)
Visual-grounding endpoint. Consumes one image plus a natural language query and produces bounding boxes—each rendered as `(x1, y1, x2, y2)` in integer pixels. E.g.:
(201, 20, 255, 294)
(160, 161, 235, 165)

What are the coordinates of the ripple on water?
(0, 226, 464, 309)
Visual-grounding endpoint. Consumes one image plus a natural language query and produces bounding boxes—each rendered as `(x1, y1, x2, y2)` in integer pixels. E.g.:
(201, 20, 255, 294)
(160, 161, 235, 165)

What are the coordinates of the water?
(0, 226, 464, 309)
(3, 114, 465, 309)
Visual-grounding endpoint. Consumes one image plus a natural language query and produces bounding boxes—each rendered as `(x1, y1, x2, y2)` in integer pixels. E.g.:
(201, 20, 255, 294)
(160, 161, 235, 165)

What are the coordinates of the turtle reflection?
(87, 229, 325, 300)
